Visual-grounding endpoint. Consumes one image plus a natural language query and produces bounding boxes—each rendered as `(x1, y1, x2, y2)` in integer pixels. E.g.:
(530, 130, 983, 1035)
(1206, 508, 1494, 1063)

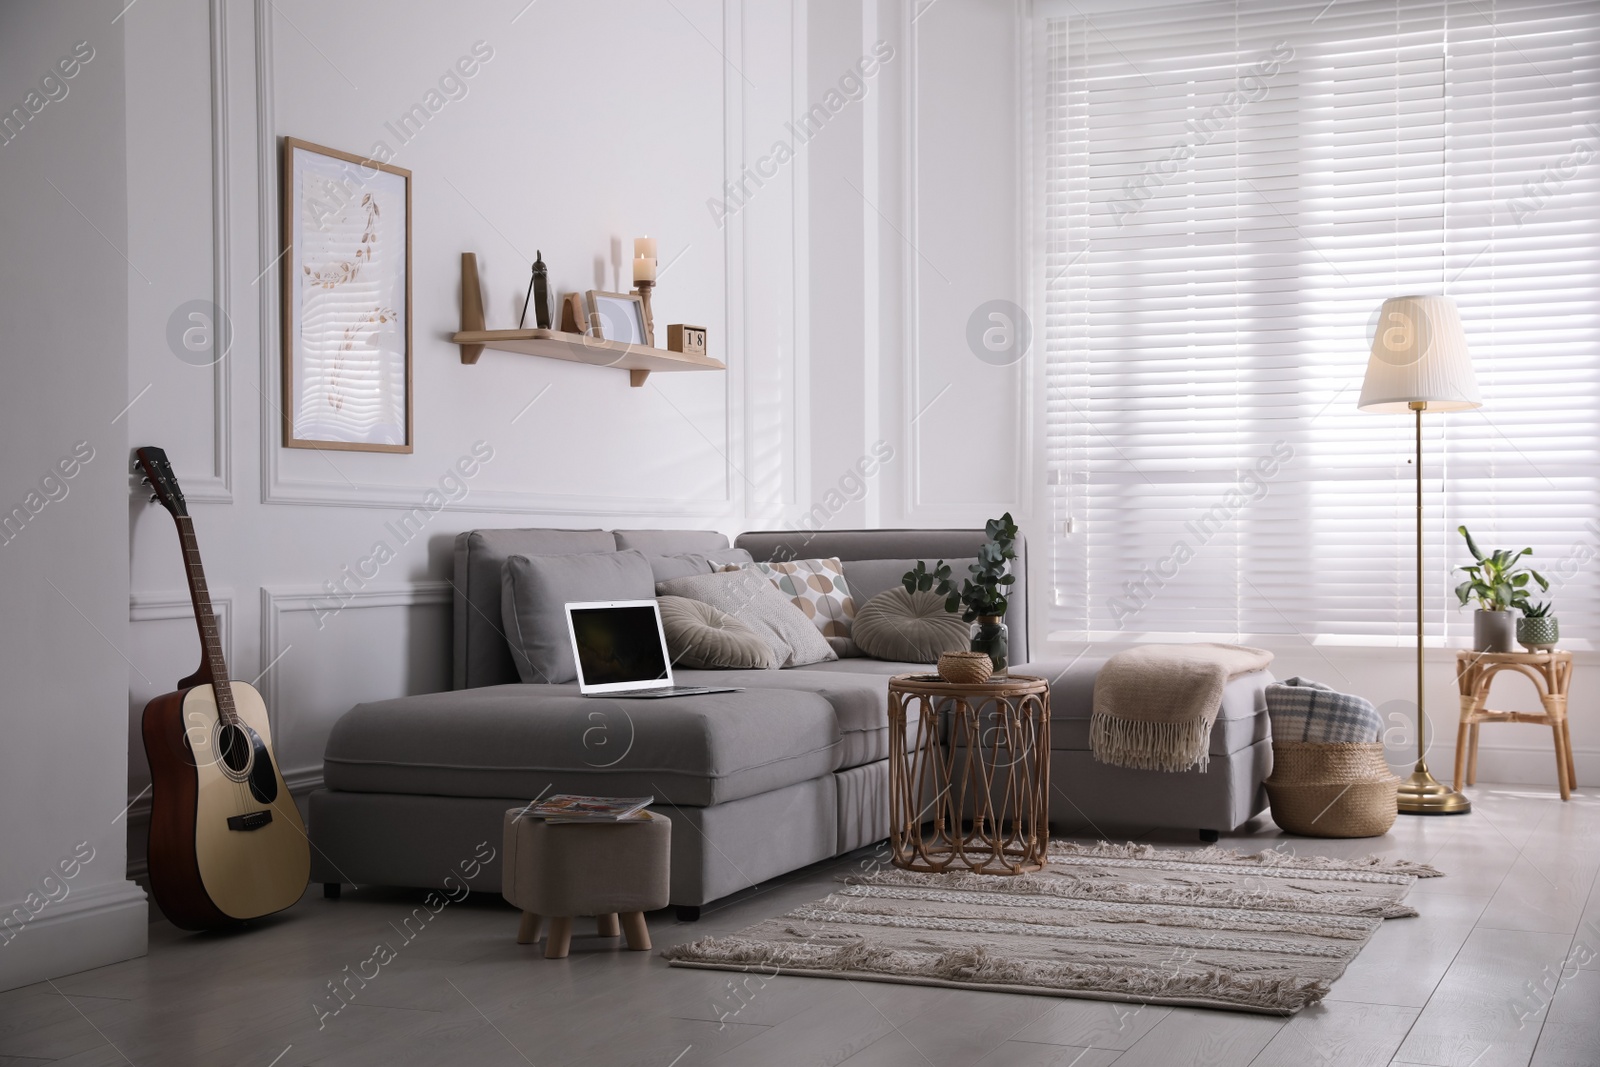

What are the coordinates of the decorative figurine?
(519, 251, 552, 330)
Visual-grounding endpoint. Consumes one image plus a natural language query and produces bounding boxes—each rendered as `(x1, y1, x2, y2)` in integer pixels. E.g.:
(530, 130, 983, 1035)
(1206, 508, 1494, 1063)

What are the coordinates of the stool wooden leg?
(596, 913, 620, 937)
(1467, 723, 1480, 786)
(544, 917, 573, 959)
(1553, 724, 1571, 801)
(1454, 722, 1470, 792)
(620, 911, 650, 951)
(516, 911, 543, 945)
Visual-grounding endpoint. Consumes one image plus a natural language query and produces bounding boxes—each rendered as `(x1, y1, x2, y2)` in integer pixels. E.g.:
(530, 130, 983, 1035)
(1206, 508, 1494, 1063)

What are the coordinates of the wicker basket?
(1264, 742, 1399, 838)
(937, 651, 993, 685)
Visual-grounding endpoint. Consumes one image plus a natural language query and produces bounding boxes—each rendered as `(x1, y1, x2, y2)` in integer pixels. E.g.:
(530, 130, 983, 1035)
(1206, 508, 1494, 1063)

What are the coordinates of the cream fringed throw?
(1091, 643, 1274, 772)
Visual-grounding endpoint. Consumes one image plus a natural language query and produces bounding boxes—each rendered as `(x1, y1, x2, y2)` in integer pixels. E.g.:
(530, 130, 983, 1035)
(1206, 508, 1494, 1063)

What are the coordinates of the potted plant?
(1454, 526, 1547, 653)
(1517, 600, 1560, 652)
(903, 513, 1019, 674)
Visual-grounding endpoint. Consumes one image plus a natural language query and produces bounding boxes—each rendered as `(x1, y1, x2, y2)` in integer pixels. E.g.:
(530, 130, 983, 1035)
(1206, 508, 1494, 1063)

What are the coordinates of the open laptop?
(565, 600, 741, 699)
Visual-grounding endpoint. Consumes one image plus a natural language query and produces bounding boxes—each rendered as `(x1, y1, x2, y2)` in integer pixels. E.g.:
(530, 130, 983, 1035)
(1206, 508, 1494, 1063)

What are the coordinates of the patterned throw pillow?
(742, 558, 858, 657)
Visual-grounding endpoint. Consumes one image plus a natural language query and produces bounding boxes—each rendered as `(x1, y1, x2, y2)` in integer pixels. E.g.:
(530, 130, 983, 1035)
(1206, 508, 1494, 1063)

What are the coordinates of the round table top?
(1453, 649, 1571, 663)
(888, 672, 1049, 697)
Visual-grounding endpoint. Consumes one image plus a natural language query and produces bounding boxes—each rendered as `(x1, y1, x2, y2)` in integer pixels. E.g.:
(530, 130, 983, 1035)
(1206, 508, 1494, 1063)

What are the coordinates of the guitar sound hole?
(218, 723, 252, 775)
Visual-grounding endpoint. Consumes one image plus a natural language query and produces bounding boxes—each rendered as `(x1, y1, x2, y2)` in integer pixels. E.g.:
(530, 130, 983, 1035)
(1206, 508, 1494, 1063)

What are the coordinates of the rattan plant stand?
(887, 673, 1051, 875)
(1454, 650, 1575, 800)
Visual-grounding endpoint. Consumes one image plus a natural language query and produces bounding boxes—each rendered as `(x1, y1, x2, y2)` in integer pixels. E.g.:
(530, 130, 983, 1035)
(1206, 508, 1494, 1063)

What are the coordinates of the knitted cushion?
(655, 570, 837, 668)
(853, 588, 970, 664)
(657, 595, 776, 670)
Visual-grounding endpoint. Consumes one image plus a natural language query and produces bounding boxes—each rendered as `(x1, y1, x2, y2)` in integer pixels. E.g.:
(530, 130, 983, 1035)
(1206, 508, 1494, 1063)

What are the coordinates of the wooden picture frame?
(280, 137, 413, 453)
(585, 291, 648, 346)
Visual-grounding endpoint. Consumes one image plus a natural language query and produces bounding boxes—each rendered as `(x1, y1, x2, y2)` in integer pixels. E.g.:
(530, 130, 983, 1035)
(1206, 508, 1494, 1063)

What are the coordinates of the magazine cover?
(525, 794, 653, 821)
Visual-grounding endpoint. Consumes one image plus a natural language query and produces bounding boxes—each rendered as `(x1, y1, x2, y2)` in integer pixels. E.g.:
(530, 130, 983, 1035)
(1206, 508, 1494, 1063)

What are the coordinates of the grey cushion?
(501, 550, 655, 684)
(454, 529, 617, 689)
(658, 596, 775, 670)
(614, 529, 730, 554)
(323, 683, 840, 806)
(673, 668, 915, 769)
(791, 659, 931, 677)
(656, 571, 837, 668)
(1014, 658, 1274, 756)
(842, 557, 978, 608)
(647, 549, 755, 584)
(737, 528, 1028, 662)
(853, 588, 970, 664)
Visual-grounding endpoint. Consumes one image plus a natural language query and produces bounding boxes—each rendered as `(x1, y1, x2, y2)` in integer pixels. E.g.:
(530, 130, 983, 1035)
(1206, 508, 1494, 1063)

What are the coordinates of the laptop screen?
(568, 604, 670, 687)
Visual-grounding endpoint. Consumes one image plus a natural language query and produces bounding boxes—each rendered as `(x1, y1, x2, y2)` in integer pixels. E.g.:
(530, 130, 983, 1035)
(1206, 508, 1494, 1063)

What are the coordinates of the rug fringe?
(662, 936, 1329, 1014)
(1048, 840, 1445, 878)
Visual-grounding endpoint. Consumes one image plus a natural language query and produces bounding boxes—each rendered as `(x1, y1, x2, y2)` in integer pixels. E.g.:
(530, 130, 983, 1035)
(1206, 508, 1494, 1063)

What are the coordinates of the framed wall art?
(280, 137, 413, 452)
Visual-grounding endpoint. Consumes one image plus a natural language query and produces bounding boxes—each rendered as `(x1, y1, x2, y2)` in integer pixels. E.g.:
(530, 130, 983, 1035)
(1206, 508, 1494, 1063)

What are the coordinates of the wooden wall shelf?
(451, 253, 724, 387)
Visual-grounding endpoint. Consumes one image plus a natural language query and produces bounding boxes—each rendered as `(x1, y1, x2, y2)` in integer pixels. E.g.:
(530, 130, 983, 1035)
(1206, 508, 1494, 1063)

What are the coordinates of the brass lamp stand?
(1357, 295, 1481, 816)
(1396, 401, 1471, 814)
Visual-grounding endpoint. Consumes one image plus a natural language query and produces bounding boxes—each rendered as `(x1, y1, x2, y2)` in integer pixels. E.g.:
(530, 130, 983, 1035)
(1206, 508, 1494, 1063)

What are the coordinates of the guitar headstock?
(134, 446, 187, 518)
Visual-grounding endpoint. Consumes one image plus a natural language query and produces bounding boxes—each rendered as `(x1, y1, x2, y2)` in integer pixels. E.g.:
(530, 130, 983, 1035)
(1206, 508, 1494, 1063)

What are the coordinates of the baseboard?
(1454, 744, 1595, 791)
(0, 880, 148, 993)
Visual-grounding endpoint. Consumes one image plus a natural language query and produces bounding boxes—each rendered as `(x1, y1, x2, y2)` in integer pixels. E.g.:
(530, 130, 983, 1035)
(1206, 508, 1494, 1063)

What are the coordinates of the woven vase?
(1264, 742, 1399, 838)
(937, 651, 993, 685)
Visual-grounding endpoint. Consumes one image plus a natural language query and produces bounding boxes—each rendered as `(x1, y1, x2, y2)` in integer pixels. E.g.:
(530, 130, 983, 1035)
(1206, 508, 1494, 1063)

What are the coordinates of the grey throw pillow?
(646, 548, 755, 584)
(853, 587, 970, 664)
(501, 550, 655, 683)
(657, 596, 776, 670)
(655, 570, 837, 668)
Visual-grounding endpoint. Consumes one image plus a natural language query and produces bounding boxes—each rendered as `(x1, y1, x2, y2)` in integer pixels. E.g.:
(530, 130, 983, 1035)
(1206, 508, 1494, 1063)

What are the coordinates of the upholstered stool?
(500, 808, 671, 959)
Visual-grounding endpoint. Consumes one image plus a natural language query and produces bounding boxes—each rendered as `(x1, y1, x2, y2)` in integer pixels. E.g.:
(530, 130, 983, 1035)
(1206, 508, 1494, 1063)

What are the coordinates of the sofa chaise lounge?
(308, 527, 1275, 914)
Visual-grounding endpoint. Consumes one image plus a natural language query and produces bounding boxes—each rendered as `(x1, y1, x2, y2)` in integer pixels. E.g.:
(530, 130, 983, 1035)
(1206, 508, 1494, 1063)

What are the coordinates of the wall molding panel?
(250, 0, 748, 518)
(178, 0, 235, 504)
(259, 580, 452, 784)
(130, 590, 235, 672)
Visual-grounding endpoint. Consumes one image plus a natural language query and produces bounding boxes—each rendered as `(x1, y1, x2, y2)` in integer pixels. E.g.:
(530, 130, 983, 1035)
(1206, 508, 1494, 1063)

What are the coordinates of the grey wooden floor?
(3, 782, 1597, 1067)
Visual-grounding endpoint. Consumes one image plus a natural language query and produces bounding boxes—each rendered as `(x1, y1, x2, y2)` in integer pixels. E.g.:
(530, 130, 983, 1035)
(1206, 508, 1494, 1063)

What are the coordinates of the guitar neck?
(175, 515, 237, 725)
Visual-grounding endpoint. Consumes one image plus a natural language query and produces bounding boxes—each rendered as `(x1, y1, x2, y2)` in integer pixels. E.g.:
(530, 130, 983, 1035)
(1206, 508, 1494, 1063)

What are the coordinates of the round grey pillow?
(657, 596, 777, 670)
(852, 588, 970, 664)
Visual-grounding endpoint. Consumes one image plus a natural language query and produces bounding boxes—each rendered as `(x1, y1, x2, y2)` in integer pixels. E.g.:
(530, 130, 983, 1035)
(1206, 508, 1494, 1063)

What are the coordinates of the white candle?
(634, 236, 658, 260)
(633, 255, 657, 283)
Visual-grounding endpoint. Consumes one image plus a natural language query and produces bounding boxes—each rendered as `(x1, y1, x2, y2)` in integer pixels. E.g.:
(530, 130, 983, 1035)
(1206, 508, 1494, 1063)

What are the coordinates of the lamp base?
(1395, 759, 1472, 815)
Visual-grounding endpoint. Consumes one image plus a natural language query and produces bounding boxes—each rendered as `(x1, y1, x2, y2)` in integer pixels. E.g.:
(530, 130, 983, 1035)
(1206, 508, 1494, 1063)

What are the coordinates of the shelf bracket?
(629, 370, 650, 388)
(459, 252, 486, 365)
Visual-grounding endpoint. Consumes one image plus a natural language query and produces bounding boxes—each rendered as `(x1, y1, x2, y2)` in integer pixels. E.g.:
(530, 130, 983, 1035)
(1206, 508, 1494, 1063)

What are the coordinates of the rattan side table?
(887, 673, 1051, 875)
(1453, 650, 1575, 800)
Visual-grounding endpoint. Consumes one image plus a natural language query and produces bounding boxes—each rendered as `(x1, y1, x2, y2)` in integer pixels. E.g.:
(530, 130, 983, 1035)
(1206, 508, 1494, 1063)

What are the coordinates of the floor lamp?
(1357, 295, 1481, 815)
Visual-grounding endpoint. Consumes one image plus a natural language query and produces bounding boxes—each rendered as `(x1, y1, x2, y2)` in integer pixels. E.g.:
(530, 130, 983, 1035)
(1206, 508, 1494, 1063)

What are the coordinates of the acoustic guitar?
(135, 446, 310, 928)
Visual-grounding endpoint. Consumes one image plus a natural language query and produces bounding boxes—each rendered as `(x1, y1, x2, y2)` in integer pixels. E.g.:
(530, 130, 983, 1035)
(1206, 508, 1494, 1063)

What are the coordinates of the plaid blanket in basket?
(1265, 677, 1383, 744)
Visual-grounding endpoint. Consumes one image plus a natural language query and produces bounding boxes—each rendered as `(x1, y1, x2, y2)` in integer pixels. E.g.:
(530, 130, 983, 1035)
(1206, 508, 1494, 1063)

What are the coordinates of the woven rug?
(664, 842, 1442, 1014)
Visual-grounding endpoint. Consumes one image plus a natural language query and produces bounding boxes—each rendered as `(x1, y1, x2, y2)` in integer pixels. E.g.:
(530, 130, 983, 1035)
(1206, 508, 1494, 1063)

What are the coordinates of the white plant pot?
(1473, 609, 1517, 653)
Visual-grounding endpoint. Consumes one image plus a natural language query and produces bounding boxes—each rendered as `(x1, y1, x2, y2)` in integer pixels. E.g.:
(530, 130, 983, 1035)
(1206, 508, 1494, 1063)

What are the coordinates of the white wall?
(120, 0, 814, 876)
(0, 3, 148, 991)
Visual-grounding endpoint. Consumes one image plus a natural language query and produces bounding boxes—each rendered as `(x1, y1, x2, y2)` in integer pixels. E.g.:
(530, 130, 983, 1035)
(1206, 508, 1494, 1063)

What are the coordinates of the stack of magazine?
(524, 794, 654, 824)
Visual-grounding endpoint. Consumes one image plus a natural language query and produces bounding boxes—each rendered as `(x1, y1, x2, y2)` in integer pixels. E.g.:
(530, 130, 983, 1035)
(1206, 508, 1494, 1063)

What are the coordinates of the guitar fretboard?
(177, 516, 237, 726)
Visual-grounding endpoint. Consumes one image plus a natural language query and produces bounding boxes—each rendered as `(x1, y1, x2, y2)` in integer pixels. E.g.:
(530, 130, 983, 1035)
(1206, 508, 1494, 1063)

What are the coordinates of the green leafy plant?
(1521, 600, 1553, 619)
(1454, 525, 1547, 613)
(901, 513, 1019, 622)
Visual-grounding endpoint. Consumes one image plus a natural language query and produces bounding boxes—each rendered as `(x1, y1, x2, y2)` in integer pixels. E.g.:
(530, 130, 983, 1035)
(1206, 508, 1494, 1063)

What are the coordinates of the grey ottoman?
(500, 808, 671, 959)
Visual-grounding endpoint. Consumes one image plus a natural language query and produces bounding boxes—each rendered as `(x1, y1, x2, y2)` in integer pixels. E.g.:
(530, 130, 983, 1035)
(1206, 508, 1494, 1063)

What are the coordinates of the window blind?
(1042, 0, 1600, 643)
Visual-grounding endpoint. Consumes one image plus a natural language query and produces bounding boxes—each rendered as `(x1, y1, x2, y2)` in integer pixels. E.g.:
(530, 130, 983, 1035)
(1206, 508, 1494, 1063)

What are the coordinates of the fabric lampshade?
(1357, 295, 1482, 412)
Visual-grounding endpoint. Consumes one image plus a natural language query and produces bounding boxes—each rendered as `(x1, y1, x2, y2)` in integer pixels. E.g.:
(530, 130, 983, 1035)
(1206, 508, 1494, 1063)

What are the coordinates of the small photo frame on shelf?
(585, 291, 647, 346)
(280, 137, 412, 453)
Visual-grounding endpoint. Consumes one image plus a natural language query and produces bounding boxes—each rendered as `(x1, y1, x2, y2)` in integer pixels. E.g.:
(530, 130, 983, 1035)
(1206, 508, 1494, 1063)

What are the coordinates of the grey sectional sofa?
(308, 527, 1273, 914)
